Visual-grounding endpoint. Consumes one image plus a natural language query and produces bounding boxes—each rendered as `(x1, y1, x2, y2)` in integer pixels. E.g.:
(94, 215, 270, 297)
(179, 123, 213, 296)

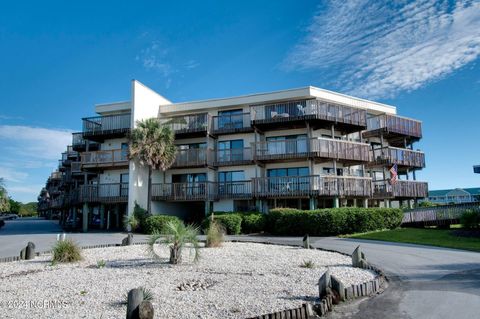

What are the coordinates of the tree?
(8, 198, 21, 214)
(148, 220, 200, 264)
(0, 178, 10, 213)
(129, 118, 176, 214)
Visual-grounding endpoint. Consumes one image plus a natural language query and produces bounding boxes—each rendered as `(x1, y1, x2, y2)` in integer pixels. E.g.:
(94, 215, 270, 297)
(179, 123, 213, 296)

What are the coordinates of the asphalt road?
(1, 219, 479, 318)
(0, 218, 148, 257)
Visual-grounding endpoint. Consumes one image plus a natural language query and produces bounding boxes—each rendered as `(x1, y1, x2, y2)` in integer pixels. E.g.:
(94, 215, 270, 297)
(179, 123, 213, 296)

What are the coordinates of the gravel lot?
(0, 242, 376, 318)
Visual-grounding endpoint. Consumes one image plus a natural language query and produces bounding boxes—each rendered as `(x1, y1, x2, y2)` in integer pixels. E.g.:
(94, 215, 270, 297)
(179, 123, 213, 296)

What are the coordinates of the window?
(218, 109, 243, 129)
(120, 173, 129, 196)
(218, 140, 244, 162)
(121, 143, 129, 160)
(267, 167, 310, 193)
(266, 135, 307, 155)
(218, 171, 246, 196)
(322, 167, 344, 176)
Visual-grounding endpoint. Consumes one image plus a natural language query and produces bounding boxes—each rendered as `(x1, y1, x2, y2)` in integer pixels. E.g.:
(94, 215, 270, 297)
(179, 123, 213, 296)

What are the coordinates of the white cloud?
(283, 0, 480, 99)
(136, 41, 173, 76)
(0, 166, 28, 183)
(0, 125, 72, 160)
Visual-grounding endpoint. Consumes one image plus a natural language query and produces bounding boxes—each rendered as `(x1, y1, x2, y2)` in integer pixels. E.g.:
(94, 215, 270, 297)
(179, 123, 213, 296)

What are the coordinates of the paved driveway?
(0, 218, 148, 257)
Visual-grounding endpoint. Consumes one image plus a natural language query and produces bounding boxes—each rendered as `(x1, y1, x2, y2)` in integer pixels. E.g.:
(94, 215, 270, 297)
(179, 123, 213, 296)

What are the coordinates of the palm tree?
(148, 220, 200, 264)
(129, 118, 176, 214)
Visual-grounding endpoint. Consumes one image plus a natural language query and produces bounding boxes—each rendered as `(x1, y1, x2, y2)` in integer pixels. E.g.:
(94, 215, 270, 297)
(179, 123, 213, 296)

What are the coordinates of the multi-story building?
(38, 81, 428, 231)
(426, 188, 480, 205)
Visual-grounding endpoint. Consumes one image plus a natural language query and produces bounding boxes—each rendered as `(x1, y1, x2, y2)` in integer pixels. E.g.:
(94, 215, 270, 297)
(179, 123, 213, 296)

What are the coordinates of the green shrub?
(144, 215, 181, 234)
(241, 213, 266, 234)
(206, 220, 224, 247)
(133, 202, 149, 232)
(266, 207, 403, 236)
(461, 209, 480, 229)
(203, 213, 242, 235)
(52, 239, 82, 263)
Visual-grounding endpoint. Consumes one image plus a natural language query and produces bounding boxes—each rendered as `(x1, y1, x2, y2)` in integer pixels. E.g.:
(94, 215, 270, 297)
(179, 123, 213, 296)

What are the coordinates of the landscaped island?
(1, 242, 375, 318)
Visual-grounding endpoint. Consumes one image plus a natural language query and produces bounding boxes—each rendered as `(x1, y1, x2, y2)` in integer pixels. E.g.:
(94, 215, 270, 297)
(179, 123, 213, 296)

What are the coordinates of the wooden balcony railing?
(365, 114, 422, 139)
(373, 180, 428, 198)
(71, 161, 82, 173)
(72, 132, 100, 150)
(75, 183, 129, 203)
(212, 113, 252, 134)
(253, 138, 310, 161)
(253, 175, 320, 198)
(311, 138, 371, 162)
(172, 148, 214, 168)
(253, 175, 372, 198)
(82, 113, 131, 136)
(215, 148, 253, 166)
(217, 181, 253, 199)
(250, 99, 367, 127)
(318, 176, 372, 197)
(372, 147, 425, 168)
(50, 171, 62, 180)
(161, 113, 210, 135)
(253, 137, 370, 163)
(81, 149, 129, 168)
(151, 182, 217, 201)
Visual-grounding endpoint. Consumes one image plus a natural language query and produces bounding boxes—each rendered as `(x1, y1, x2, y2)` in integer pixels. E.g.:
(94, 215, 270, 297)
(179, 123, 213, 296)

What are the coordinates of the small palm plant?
(148, 220, 200, 264)
(129, 118, 176, 214)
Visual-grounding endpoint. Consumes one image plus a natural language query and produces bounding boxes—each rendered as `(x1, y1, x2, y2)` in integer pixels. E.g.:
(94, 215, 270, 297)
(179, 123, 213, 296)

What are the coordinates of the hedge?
(144, 215, 181, 234)
(202, 211, 265, 235)
(266, 207, 403, 236)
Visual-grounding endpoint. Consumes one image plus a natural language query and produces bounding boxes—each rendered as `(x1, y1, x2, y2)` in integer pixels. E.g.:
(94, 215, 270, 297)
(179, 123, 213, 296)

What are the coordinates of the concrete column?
(333, 197, 339, 208)
(106, 208, 111, 230)
(82, 202, 89, 232)
(363, 199, 368, 208)
(309, 197, 316, 210)
(115, 204, 120, 229)
(100, 204, 105, 229)
(204, 201, 212, 216)
(353, 198, 357, 207)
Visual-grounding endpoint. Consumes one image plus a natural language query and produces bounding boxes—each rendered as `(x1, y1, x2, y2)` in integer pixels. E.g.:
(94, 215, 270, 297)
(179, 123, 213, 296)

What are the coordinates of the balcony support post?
(309, 197, 316, 210)
(204, 201, 212, 216)
(115, 204, 120, 229)
(363, 199, 368, 208)
(333, 197, 339, 208)
(82, 202, 89, 233)
(100, 204, 105, 229)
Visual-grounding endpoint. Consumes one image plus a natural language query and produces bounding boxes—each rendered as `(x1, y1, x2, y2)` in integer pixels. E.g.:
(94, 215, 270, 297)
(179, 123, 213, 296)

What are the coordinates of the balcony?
(373, 180, 428, 199)
(252, 175, 320, 198)
(253, 139, 311, 162)
(363, 114, 422, 146)
(318, 176, 372, 197)
(252, 137, 370, 164)
(161, 113, 210, 138)
(214, 148, 253, 166)
(81, 149, 129, 169)
(371, 147, 425, 170)
(72, 132, 100, 151)
(71, 161, 82, 174)
(50, 171, 63, 180)
(82, 113, 131, 141)
(253, 175, 372, 198)
(151, 182, 217, 201)
(172, 148, 214, 168)
(73, 183, 129, 203)
(311, 138, 371, 164)
(217, 181, 253, 199)
(250, 99, 367, 133)
(212, 113, 253, 135)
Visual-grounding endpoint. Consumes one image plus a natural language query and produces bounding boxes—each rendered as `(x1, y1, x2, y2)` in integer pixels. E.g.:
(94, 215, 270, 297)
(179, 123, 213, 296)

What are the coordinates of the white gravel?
(0, 242, 376, 319)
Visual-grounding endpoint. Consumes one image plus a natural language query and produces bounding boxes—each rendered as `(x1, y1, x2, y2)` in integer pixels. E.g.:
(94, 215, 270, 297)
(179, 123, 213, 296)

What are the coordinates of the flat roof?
(95, 101, 131, 115)
(159, 86, 396, 115)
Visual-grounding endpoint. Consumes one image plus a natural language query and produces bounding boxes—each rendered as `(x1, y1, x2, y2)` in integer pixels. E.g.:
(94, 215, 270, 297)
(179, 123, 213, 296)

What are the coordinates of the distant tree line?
(0, 178, 37, 216)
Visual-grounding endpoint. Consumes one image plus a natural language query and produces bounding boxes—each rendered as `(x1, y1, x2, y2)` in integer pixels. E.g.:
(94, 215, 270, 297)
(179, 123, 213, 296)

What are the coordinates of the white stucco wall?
(128, 80, 172, 215)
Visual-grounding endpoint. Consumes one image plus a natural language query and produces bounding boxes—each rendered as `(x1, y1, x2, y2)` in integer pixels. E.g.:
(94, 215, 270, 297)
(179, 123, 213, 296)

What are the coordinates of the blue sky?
(0, 0, 479, 202)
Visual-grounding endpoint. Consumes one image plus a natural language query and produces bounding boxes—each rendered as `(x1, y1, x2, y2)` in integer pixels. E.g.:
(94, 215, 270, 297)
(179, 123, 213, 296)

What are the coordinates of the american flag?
(389, 164, 398, 185)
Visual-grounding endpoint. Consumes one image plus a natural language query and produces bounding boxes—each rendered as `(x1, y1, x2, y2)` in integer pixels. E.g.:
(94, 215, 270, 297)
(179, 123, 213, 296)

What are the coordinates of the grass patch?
(52, 239, 83, 263)
(345, 228, 480, 252)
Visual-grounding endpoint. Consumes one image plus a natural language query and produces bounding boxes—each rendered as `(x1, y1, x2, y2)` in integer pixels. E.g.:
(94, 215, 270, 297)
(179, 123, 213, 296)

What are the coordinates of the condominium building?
(426, 188, 480, 205)
(38, 81, 428, 231)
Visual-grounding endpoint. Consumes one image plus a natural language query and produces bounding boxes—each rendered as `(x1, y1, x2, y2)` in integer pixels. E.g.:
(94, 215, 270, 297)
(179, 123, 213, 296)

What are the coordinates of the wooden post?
(126, 288, 143, 319)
